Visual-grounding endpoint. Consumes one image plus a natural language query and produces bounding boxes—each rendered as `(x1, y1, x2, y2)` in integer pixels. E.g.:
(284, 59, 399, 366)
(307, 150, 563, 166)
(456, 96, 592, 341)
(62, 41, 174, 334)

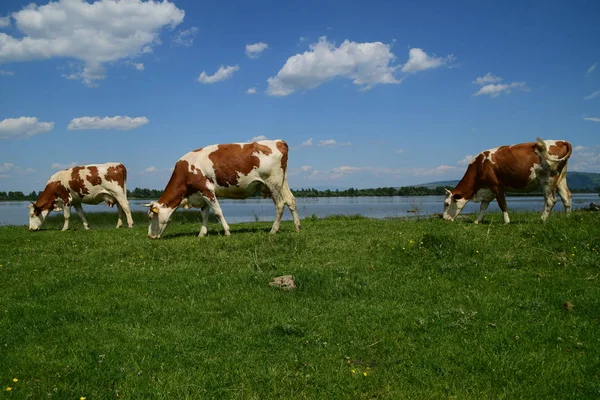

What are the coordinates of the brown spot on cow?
(69, 166, 89, 197)
(157, 160, 216, 208)
(86, 166, 102, 187)
(105, 164, 126, 189)
(33, 181, 70, 214)
(276, 140, 289, 175)
(209, 143, 273, 187)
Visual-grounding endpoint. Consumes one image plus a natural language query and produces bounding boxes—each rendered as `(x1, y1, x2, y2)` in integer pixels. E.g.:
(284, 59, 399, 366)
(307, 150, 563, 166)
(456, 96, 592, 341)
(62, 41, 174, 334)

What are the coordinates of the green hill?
(419, 171, 600, 192)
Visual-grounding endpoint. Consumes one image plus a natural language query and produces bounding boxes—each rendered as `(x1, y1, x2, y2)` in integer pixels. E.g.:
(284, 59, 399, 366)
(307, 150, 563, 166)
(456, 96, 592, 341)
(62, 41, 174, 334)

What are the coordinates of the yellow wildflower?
(6, 387, 12, 391)
(351, 369, 357, 374)
(12, 378, 17, 383)
(363, 371, 368, 376)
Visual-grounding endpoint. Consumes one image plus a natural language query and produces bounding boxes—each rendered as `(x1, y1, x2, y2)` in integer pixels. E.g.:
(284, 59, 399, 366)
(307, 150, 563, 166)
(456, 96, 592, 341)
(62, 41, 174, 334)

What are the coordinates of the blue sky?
(1, 0, 599, 192)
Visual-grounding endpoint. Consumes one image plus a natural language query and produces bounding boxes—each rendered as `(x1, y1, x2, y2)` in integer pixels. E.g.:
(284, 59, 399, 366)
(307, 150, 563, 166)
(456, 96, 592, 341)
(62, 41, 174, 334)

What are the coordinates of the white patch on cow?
(472, 188, 495, 203)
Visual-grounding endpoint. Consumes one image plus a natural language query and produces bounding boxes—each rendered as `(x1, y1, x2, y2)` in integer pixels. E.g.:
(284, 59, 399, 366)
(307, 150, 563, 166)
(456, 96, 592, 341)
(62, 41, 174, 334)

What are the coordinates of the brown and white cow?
(443, 138, 572, 224)
(29, 163, 133, 231)
(144, 140, 301, 239)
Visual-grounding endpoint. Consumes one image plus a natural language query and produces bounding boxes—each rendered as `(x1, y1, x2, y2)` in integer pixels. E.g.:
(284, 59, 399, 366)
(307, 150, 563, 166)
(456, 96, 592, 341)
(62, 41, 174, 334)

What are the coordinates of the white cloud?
(246, 87, 257, 94)
(251, 135, 267, 141)
(245, 42, 268, 58)
(472, 73, 528, 98)
(301, 138, 313, 147)
(0, 117, 54, 139)
(584, 90, 600, 100)
(457, 154, 475, 166)
(68, 116, 149, 131)
(144, 166, 157, 173)
(586, 63, 597, 77)
(128, 62, 145, 71)
(0, 16, 10, 28)
(472, 72, 502, 85)
(301, 165, 312, 172)
(474, 82, 528, 98)
(51, 162, 77, 170)
(267, 36, 401, 96)
(318, 139, 351, 147)
(401, 48, 454, 73)
(570, 145, 600, 172)
(395, 149, 405, 154)
(0, 0, 184, 86)
(172, 27, 198, 47)
(584, 117, 600, 122)
(307, 164, 459, 180)
(197, 65, 239, 84)
(0, 69, 14, 76)
(0, 163, 14, 174)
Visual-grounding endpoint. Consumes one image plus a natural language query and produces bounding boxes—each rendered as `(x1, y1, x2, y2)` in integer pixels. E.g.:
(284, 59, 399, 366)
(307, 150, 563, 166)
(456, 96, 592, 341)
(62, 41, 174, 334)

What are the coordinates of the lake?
(2, 193, 598, 226)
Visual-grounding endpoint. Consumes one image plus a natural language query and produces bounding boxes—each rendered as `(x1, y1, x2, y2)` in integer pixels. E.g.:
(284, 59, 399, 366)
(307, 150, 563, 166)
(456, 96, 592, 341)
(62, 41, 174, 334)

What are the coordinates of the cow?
(443, 138, 572, 224)
(144, 139, 301, 239)
(29, 163, 134, 231)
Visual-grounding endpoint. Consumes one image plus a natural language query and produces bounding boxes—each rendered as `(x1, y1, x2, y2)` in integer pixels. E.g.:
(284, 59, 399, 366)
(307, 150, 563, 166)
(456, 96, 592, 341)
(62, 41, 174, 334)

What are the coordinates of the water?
(2, 194, 598, 226)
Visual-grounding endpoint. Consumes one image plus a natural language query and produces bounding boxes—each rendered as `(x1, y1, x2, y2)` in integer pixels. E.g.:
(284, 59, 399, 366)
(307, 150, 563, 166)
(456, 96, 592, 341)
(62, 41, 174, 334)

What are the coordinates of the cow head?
(144, 202, 176, 239)
(28, 202, 51, 231)
(443, 189, 468, 221)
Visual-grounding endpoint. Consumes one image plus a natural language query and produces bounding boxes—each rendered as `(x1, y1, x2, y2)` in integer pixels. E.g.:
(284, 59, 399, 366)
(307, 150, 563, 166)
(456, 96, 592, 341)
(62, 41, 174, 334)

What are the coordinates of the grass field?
(1, 210, 599, 399)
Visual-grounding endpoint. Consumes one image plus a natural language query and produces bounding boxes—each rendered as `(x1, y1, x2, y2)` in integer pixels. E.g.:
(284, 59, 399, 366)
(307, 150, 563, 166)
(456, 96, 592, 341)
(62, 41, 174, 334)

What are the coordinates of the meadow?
(1, 210, 599, 399)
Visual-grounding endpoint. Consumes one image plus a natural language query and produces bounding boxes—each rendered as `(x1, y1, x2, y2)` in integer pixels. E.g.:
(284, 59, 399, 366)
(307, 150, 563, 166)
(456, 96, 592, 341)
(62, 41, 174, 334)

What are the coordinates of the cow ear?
(453, 194, 463, 200)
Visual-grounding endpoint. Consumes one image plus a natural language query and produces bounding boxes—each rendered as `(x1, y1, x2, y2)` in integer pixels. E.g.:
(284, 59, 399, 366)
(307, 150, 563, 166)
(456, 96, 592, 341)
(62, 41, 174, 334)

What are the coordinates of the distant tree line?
(2, 185, 599, 202)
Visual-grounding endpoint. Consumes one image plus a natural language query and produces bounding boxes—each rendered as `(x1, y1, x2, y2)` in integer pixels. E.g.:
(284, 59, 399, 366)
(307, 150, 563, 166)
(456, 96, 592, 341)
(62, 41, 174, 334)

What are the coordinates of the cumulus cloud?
(0, 117, 54, 139)
(197, 65, 239, 84)
(246, 87, 257, 94)
(586, 63, 597, 77)
(395, 149, 405, 154)
(570, 145, 600, 172)
(0, 0, 184, 86)
(472, 72, 502, 85)
(172, 27, 198, 47)
(127, 62, 145, 71)
(267, 36, 401, 96)
(251, 135, 267, 141)
(301, 138, 313, 147)
(51, 162, 77, 170)
(301, 165, 312, 172)
(0, 163, 35, 178)
(245, 42, 268, 58)
(0, 16, 10, 28)
(0, 163, 14, 177)
(472, 73, 528, 98)
(144, 166, 157, 173)
(0, 69, 14, 76)
(584, 90, 600, 100)
(68, 116, 149, 131)
(584, 117, 600, 122)
(401, 48, 454, 73)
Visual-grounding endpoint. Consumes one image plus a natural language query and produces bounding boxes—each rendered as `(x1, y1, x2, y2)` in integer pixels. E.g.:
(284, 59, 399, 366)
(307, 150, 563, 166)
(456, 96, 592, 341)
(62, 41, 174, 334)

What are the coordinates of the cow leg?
(115, 196, 134, 228)
(541, 186, 558, 222)
(494, 189, 511, 224)
(73, 203, 90, 230)
(557, 174, 572, 215)
(269, 195, 285, 234)
(203, 196, 231, 236)
(198, 206, 209, 237)
(474, 201, 491, 224)
(116, 204, 124, 228)
(282, 181, 301, 232)
(62, 206, 71, 231)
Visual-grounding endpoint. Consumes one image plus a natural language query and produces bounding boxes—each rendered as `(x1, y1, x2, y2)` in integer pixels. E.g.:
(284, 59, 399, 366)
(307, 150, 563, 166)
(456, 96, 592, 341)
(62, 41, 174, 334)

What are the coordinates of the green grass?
(1, 210, 599, 399)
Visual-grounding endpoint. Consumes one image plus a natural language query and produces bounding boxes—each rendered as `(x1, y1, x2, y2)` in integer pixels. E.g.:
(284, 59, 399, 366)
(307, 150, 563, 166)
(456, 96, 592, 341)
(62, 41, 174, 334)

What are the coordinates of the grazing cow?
(29, 163, 133, 231)
(145, 140, 301, 239)
(443, 138, 572, 224)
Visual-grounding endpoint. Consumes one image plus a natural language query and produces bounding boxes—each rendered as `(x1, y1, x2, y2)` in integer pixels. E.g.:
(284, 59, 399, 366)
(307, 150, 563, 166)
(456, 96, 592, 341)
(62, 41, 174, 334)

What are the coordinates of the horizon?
(1, 0, 600, 193)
